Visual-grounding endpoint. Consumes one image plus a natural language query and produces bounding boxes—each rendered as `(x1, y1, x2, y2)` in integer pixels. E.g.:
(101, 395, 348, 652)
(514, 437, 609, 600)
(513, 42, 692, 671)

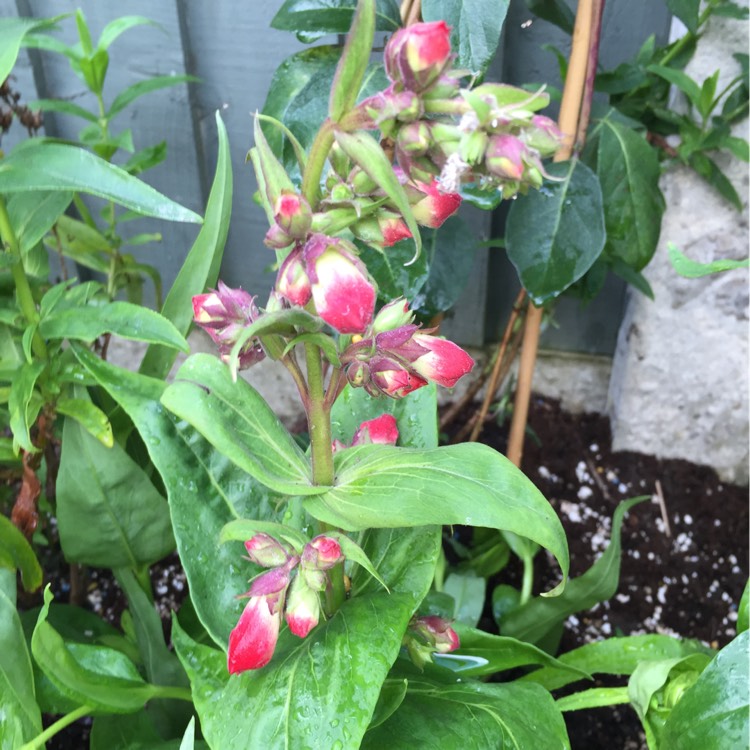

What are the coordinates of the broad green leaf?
(661, 632, 749, 749)
(140, 112, 232, 379)
(56, 409, 174, 568)
(668, 242, 749, 278)
(0, 514, 43, 592)
(329, 0, 375, 121)
(31, 587, 160, 713)
(506, 159, 606, 303)
(271, 0, 401, 35)
(0, 586, 42, 748)
(0, 15, 63, 85)
(8, 360, 44, 454)
(501, 497, 647, 645)
(0, 142, 201, 224)
(335, 128, 422, 256)
(362, 670, 571, 749)
(443, 572, 485, 627)
(306, 442, 569, 595)
(556, 687, 630, 712)
(522, 634, 712, 691)
(6, 190, 73, 255)
(423, 0, 510, 76)
(331, 382, 438, 450)
(161, 354, 318, 495)
(359, 238, 429, 303)
(55, 396, 113, 447)
(39, 301, 188, 350)
(411, 216, 479, 317)
(369, 679, 408, 730)
(71, 347, 290, 646)
(262, 46, 388, 174)
(523, 0, 574, 33)
(665, 0, 700, 32)
(434, 625, 590, 681)
(594, 117, 665, 270)
(108, 75, 197, 119)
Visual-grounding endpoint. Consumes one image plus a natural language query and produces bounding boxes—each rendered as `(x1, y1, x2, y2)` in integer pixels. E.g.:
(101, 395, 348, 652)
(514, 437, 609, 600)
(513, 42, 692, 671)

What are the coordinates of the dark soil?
(28, 395, 749, 750)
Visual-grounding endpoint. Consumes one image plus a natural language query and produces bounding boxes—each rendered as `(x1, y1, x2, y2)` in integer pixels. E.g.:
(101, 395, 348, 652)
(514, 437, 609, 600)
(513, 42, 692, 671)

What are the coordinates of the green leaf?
(411, 215, 479, 317)
(7, 190, 73, 255)
(738, 580, 749, 634)
(27, 97, 98, 122)
(0, 586, 42, 747)
(262, 46, 388, 174)
(123, 141, 168, 175)
(665, 0, 700, 33)
(505, 160, 606, 303)
(108, 74, 198, 119)
(433, 625, 590, 681)
(8, 360, 44, 453)
(648, 64, 702, 108)
(501, 497, 647, 645)
(594, 117, 665, 270)
(71, 347, 290, 646)
(331, 382, 438, 450)
(91, 711, 207, 750)
(31, 586, 160, 713)
(668, 242, 749, 278)
(422, 0, 510, 76)
(161, 354, 318, 495)
(56, 407, 174, 568)
(0, 514, 42, 592)
(55, 396, 113, 447)
(272, 0, 401, 35)
(522, 634, 712, 691)
(0, 142, 202, 224)
(0, 15, 63, 85)
(39, 301, 188, 350)
(556, 686, 630, 712)
(661, 632, 749, 748)
(443, 572, 485, 627)
(335, 129, 421, 256)
(688, 151, 743, 210)
(359, 238, 429, 302)
(329, 0, 375, 121)
(522, 0, 574, 34)
(97, 15, 161, 51)
(140, 112, 232, 379)
(362, 670, 571, 749)
(305, 442, 569, 595)
(219, 519, 310, 550)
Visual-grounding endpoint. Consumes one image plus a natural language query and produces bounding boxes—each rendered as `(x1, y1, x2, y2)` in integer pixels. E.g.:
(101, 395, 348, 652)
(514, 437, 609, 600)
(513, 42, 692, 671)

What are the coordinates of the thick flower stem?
(301, 120, 335, 210)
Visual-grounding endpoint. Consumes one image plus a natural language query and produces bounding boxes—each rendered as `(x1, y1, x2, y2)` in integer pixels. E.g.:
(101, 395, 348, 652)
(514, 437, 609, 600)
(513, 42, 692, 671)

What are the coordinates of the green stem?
(0, 196, 48, 359)
(520, 554, 534, 605)
(301, 120, 335, 209)
(19, 705, 92, 750)
(659, 3, 714, 67)
(423, 98, 469, 116)
(150, 685, 194, 702)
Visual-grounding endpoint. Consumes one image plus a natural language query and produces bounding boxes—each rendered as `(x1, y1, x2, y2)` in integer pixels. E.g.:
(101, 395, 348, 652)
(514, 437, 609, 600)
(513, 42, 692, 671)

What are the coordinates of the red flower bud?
(369, 356, 428, 398)
(485, 134, 528, 181)
(412, 615, 460, 653)
(385, 21, 453, 93)
(227, 594, 282, 673)
(351, 414, 399, 447)
(284, 575, 321, 638)
(409, 178, 461, 228)
(527, 115, 563, 153)
(276, 247, 312, 307)
(409, 333, 475, 388)
(302, 535, 343, 571)
(244, 533, 293, 568)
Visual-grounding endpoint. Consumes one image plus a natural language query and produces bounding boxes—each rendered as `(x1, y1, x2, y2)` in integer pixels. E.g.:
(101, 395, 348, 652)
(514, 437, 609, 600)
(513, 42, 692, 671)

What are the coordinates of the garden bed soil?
(34, 395, 749, 749)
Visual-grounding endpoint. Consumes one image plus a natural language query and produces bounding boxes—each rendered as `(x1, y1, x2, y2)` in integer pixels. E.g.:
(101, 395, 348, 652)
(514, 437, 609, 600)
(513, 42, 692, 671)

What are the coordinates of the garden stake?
(468, 287, 527, 441)
(506, 0, 602, 467)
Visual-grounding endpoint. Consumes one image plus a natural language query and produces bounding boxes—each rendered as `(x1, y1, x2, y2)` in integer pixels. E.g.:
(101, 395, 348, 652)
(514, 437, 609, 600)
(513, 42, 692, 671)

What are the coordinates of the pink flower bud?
(485, 134, 527, 181)
(369, 356, 428, 398)
(244, 533, 293, 568)
(410, 333, 475, 388)
(371, 298, 414, 335)
(351, 414, 399, 447)
(381, 216, 413, 247)
(409, 179, 461, 228)
(302, 535, 343, 571)
(302, 234, 376, 334)
(284, 575, 321, 638)
(412, 615, 460, 653)
(359, 87, 423, 135)
(275, 192, 312, 236)
(228, 594, 282, 673)
(351, 213, 412, 250)
(396, 121, 432, 156)
(385, 21, 453, 93)
(527, 115, 563, 153)
(276, 247, 312, 307)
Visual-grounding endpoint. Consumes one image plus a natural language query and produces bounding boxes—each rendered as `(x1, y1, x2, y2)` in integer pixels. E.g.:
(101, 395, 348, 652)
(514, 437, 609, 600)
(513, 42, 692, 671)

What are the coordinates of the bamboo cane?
(505, 0, 602, 468)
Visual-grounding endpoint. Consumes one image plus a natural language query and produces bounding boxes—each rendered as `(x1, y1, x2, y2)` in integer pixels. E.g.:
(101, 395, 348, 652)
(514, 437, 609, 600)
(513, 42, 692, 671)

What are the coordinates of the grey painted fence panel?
(3, 0, 673, 351)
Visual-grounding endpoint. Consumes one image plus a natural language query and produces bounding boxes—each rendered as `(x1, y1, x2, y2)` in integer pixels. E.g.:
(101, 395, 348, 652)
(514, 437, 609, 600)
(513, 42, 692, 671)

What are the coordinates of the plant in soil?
(0, 2, 747, 749)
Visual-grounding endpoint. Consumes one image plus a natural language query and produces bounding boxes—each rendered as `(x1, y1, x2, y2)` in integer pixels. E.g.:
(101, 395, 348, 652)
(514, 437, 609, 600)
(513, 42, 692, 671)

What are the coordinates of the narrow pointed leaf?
(0, 514, 43, 592)
(140, 112, 232, 379)
(7, 191, 73, 255)
(0, 143, 202, 223)
(54, 397, 113, 447)
(668, 242, 749, 278)
(108, 74, 198, 119)
(271, 0, 401, 35)
(0, 15, 64, 84)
